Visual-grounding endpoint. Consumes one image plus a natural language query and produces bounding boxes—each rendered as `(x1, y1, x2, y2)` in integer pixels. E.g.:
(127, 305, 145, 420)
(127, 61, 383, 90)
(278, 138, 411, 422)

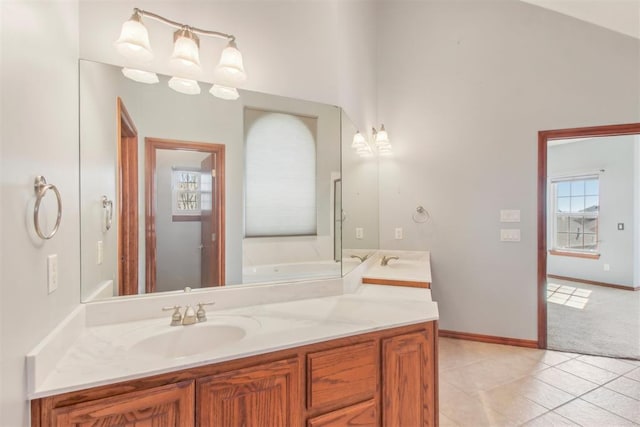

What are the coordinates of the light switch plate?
(500, 229, 521, 242)
(97, 241, 103, 265)
(394, 228, 403, 239)
(500, 209, 521, 223)
(355, 227, 364, 239)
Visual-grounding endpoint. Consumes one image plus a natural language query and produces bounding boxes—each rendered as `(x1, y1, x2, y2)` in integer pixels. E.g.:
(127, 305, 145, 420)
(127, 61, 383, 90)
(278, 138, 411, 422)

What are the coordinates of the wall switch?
(500, 229, 521, 242)
(604, 263, 610, 271)
(617, 223, 624, 230)
(47, 254, 58, 294)
(97, 241, 103, 265)
(355, 227, 364, 239)
(500, 209, 521, 223)
(394, 228, 403, 239)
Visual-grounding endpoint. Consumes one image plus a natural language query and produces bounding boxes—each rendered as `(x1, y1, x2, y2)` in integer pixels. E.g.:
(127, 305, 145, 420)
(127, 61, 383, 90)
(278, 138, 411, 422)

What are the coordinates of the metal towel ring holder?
(412, 205, 430, 223)
(34, 176, 62, 240)
(102, 196, 114, 231)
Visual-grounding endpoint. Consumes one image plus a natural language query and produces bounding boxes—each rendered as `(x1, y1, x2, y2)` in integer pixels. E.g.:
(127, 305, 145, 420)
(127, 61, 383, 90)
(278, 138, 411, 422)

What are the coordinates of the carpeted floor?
(547, 278, 640, 360)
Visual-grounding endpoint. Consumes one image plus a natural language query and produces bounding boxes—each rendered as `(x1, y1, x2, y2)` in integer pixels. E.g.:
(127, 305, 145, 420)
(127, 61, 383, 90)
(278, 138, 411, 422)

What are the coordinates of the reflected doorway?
(145, 138, 226, 292)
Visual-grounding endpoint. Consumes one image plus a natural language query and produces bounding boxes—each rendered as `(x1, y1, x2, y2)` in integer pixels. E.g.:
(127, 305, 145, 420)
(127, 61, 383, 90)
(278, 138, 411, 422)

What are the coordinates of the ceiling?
(521, 0, 640, 40)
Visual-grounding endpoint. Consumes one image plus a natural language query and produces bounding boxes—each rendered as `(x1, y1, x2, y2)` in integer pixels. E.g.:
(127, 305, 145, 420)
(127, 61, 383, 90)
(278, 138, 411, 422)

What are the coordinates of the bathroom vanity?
(28, 253, 437, 426)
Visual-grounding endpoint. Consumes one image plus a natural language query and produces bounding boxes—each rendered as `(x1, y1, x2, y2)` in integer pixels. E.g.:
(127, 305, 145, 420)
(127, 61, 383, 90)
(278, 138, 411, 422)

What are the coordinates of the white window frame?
(550, 174, 600, 255)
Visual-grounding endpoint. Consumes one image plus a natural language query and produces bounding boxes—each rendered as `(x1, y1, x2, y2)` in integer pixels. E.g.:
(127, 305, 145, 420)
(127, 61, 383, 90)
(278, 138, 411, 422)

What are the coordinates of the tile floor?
(439, 337, 640, 426)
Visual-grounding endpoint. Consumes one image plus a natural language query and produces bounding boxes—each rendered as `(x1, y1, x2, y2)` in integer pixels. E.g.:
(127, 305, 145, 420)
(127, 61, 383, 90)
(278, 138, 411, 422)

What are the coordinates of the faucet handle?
(196, 302, 215, 322)
(162, 305, 182, 326)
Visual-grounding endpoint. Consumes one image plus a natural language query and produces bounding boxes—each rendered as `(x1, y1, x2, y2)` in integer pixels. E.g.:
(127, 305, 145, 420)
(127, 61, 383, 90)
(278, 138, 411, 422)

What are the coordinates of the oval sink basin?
(131, 324, 246, 359)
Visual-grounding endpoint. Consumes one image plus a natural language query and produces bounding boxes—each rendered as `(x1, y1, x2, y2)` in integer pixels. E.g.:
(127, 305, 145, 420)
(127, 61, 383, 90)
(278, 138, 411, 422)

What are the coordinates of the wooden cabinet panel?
(48, 380, 194, 427)
(307, 341, 377, 410)
(307, 399, 377, 427)
(382, 326, 436, 427)
(196, 358, 301, 427)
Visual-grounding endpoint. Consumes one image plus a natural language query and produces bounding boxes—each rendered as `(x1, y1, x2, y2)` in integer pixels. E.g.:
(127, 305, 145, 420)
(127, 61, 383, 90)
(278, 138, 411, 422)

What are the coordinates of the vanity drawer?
(307, 341, 377, 410)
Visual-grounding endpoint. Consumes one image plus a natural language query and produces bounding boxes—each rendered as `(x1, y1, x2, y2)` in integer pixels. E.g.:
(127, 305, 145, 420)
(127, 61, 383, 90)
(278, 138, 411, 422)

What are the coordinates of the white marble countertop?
(27, 284, 437, 399)
(363, 250, 432, 283)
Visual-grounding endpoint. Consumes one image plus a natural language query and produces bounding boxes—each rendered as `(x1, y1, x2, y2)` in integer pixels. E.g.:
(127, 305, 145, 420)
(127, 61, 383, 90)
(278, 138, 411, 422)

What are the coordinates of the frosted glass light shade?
(209, 84, 239, 100)
(375, 124, 390, 147)
(213, 41, 247, 86)
(114, 17, 153, 62)
(168, 77, 201, 95)
(121, 68, 159, 84)
(352, 131, 367, 148)
(170, 29, 201, 77)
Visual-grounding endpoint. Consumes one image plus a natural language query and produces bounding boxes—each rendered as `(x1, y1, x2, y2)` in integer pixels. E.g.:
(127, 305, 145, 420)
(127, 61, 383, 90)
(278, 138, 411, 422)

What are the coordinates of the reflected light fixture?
(352, 125, 392, 157)
(121, 68, 159, 84)
(114, 8, 247, 100)
(168, 77, 201, 95)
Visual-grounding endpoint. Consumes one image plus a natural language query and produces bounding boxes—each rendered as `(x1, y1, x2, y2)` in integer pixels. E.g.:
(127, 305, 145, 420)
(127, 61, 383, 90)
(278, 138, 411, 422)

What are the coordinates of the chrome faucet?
(162, 305, 183, 326)
(350, 254, 369, 263)
(182, 305, 197, 325)
(380, 255, 399, 266)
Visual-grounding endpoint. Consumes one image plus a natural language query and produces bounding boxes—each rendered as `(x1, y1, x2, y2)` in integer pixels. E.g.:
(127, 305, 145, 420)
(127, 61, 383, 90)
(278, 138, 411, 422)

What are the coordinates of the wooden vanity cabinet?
(31, 322, 437, 427)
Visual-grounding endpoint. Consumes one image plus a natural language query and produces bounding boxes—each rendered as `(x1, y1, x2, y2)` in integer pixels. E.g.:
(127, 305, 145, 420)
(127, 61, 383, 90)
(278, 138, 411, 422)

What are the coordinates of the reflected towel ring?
(33, 176, 62, 240)
(102, 196, 114, 231)
(412, 205, 430, 223)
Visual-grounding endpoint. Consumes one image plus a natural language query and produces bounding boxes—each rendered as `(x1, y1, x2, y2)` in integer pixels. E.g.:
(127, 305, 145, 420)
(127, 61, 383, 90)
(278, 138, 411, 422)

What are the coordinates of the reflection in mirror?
(341, 110, 380, 275)
(80, 60, 342, 301)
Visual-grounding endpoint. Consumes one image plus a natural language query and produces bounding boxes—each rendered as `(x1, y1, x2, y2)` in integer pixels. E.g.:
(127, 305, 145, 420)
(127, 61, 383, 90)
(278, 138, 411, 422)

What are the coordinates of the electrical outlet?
(355, 227, 364, 239)
(604, 263, 610, 271)
(394, 228, 403, 239)
(618, 223, 625, 230)
(97, 241, 104, 265)
(47, 254, 58, 294)
(500, 209, 521, 223)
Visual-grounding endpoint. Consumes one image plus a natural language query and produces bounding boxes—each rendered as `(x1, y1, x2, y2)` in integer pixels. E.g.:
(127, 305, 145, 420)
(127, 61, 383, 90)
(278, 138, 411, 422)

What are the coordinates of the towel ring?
(34, 176, 62, 240)
(102, 196, 113, 231)
(412, 205, 430, 223)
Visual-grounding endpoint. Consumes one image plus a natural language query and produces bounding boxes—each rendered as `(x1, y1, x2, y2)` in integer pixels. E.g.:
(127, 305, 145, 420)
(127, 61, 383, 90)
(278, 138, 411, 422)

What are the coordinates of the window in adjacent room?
(244, 109, 317, 237)
(551, 176, 599, 254)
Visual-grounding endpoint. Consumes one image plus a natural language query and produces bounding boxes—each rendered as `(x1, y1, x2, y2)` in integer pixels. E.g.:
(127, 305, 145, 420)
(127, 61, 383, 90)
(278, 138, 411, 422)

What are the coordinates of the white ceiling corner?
(521, 0, 640, 40)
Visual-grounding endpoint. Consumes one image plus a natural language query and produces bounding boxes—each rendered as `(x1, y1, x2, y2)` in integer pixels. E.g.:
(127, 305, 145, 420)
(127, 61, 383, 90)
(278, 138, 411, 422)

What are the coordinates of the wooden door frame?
(537, 122, 640, 348)
(145, 137, 226, 293)
(117, 98, 139, 296)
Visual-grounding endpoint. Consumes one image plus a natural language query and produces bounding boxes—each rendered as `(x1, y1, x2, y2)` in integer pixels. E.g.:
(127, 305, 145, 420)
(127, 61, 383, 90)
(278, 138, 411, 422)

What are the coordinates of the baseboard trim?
(439, 330, 539, 348)
(548, 274, 639, 291)
(362, 278, 430, 289)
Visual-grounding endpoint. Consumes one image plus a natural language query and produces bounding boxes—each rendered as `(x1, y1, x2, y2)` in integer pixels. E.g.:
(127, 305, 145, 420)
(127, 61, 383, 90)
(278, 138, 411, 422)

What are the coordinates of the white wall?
(547, 136, 636, 286)
(376, 0, 640, 340)
(2, 1, 377, 425)
(635, 135, 640, 287)
(0, 2, 80, 426)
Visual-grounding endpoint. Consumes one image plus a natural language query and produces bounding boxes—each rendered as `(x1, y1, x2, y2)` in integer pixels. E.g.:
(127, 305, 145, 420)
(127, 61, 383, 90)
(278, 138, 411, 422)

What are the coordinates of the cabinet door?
(49, 380, 194, 427)
(307, 399, 378, 427)
(382, 326, 436, 427)
(197, 358, 301, 427)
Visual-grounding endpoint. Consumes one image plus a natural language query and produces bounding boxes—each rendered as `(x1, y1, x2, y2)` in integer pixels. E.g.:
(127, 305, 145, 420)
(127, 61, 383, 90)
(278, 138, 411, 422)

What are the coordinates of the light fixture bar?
(134, 8, 235, 42)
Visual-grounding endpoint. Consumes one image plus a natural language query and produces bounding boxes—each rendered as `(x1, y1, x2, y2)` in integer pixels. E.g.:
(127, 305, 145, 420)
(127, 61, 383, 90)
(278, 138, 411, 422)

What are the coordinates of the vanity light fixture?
(114, 8, 247, 99)
(373, 124, 392, 155)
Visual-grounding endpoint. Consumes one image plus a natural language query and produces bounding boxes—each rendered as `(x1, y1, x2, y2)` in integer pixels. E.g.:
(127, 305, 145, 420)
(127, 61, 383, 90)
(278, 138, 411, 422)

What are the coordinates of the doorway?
(538, 123, 640, 359)
(117, 98, 139, 296)
(145, 138, 226, 293)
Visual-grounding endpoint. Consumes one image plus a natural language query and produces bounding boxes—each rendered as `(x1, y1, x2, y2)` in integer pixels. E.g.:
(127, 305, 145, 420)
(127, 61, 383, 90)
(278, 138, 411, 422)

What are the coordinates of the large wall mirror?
(80, 60, 371, 302)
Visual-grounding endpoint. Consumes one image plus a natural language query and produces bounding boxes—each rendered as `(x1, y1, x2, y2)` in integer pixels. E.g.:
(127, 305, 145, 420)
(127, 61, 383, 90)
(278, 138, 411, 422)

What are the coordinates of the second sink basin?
(130, 322, 247, 359)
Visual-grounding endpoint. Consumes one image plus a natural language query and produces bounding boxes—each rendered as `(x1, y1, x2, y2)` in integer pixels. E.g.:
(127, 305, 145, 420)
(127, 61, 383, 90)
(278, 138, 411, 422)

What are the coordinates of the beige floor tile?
(534, 367, 599, 396)
(577, 354, 638, 375)
(555, 359, 619, 384)
(490, 376, 575, 410)
(439, 339, 493, 370)
(605, 376, 640, 400)
(440, 392, 515, 427)
(582, 387, 640, 423)
(442, 355, 546, 394)
(554, 398, 636, 426)
(478, 383, 549, 424)
(439, 412, 460, 426)
(524, 350, 574, 367)
(626, 367, 640, 382)
(523, 411, 579, 426)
